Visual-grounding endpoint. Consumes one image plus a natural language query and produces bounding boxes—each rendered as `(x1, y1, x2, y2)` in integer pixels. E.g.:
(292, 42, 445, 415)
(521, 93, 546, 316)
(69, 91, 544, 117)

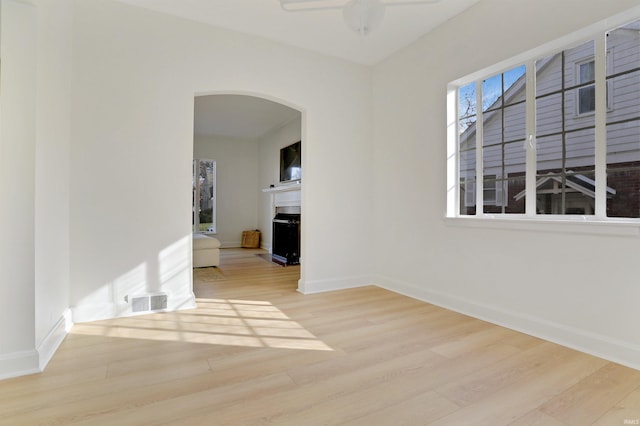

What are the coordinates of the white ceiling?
(113, 0, 481, 66)
(194, 95, 300, 140)
(115, 0, 481, 140)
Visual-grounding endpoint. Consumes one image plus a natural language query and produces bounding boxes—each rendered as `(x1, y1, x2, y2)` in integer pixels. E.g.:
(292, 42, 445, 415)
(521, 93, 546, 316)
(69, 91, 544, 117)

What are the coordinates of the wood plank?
(428, 350, 608, 426)
(540, 363, 640, 425)
(509, 409, 567, 426)
(0, 248, 637, 425)
(594, 385, 640, 426)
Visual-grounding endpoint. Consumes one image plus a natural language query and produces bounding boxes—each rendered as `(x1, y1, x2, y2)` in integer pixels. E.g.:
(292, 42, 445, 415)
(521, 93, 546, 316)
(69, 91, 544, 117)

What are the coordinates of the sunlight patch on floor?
(71, 298, 333, 351)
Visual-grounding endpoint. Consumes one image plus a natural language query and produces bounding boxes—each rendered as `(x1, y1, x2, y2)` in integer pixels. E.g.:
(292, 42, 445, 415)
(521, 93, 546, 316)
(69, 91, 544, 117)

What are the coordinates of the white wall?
(258, 119, 303, 251)
(0, 0, 72, 378)
(69, 0, 374, 322)
(372, 0, 640, 369)
(34, 0, 73, 371)
(0, 0, 38, 379)
(193, 134, 260, 247)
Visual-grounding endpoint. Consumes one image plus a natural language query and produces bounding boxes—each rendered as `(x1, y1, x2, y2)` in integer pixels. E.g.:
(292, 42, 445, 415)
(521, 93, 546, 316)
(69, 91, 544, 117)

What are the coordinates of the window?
(481, 66, 526, 214)
(458, 82, 477, 215)
(578, 59, 596, 114)
(193, 159, 216, 233)
(535, 41, 596, 216)
(450, 17, 640, 221)
(605, 19, 640, 218)
(483, 175, 497, 204)
(457, 65, 526, 215)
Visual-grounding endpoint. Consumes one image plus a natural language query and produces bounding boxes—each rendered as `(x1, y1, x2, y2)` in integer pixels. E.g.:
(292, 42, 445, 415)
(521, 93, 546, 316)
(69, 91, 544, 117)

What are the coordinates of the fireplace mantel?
(263, 182, 301, 209)
(261, 181, 301, 193)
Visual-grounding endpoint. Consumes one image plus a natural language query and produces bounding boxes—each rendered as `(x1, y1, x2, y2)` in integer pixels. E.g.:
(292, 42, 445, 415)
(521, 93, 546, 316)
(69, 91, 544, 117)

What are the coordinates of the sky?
(458, 64, 526, 119)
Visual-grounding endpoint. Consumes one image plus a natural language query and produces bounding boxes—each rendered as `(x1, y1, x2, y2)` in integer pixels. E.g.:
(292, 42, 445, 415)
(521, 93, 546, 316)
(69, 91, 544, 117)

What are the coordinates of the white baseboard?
(298, 275, 371, 294)
(38, 309, 73, 371)
(373, 274, 640, 371)
(0, 350, 40, 380)
(72, 293, 197, 323)
(0, 310, 74, 380)
(220, 240, 241, 248)
(71, 301, 130, 323)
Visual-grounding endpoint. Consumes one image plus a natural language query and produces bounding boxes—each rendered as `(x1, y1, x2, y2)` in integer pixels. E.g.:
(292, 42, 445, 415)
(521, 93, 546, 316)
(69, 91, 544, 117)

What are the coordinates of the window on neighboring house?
(578, 59, 596, 114)
(450, 17, 640, 221)
(193, 159, 216, 233)
(483, 175, 497, 204)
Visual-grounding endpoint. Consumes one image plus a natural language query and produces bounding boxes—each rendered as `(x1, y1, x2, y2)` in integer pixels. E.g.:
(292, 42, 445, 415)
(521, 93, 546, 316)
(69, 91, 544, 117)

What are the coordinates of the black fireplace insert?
(272, 213, 300, 265)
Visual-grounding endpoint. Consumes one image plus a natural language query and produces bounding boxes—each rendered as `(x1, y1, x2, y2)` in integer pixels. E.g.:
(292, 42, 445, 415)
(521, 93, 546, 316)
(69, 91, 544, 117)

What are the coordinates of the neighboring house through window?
(449, 17, 640, 220)
(193, 159, 216, 233)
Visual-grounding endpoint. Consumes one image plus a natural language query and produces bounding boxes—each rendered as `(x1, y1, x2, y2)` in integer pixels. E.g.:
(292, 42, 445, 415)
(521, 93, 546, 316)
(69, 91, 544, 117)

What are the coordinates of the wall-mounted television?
(280, 141, 301, 183)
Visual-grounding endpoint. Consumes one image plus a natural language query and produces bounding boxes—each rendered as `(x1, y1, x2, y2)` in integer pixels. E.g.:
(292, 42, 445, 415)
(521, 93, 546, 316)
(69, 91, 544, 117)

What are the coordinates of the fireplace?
(272, 206, 300, 265)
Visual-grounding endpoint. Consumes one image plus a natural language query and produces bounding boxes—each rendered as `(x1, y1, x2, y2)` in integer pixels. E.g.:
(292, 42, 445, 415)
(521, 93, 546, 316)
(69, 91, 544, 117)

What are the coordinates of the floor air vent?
(130, 294, 168, 313)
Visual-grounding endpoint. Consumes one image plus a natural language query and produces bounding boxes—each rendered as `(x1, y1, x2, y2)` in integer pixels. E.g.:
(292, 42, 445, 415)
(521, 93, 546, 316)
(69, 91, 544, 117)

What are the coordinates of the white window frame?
(446, 8, 640, 235)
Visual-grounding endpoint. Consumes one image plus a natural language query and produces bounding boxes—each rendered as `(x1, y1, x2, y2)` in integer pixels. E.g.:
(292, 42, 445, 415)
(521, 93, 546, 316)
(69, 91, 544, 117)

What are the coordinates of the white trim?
(72, 302, 133, 323)
(525, 60, 537, 217)
(595, 34, 608, 219)
(37, 309, 73, 371)
(297, 275, 372, 294)
(0, 350, 40, 381)
(71, 294, 197, 323)
(373, 274, 640, 372)
(476, 80, 484, 210)
(446, 87, 458, 216)
(262, 181, 302, 193)
(444, 216, 640, 237)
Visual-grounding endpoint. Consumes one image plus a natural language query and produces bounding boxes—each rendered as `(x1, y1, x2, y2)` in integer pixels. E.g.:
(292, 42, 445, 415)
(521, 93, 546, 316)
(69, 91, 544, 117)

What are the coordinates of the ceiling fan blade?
(382, 0, 441, 5)
(280, 0, 346, 12)
(280, 0, 441, 12)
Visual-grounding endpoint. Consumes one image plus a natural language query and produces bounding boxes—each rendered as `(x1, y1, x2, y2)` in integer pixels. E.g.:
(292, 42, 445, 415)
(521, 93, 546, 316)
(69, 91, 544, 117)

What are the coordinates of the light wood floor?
(1, 248, 639, 425)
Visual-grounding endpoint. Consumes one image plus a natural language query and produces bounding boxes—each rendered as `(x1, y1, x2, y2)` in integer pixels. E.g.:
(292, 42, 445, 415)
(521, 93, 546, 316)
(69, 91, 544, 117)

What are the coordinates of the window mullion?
(448, 88, 458, 217)
(447, 88, 461, 216)
(525, 60, 537, 217)
(211, 162, 217, 232)
(476, 80, 484, 212)
(594, 32, 607, 219)
(500, 74, 506, 214)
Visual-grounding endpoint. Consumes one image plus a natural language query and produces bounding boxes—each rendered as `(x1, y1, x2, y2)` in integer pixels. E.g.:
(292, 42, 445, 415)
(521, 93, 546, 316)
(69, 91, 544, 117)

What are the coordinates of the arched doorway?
(192, 93, 304, 287)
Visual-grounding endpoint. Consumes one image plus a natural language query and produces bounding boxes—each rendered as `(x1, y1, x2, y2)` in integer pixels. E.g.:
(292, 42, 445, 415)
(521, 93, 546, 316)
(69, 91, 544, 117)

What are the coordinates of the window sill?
(444, 215, 640, 237)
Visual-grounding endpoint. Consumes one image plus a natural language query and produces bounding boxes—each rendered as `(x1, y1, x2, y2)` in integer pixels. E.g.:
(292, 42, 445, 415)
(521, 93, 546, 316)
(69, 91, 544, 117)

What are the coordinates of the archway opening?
(192, 93, 304, 288)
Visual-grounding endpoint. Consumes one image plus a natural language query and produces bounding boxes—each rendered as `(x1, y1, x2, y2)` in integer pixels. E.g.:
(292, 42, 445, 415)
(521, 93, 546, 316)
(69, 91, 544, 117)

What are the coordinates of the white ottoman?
(192, 234, 221, 267)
